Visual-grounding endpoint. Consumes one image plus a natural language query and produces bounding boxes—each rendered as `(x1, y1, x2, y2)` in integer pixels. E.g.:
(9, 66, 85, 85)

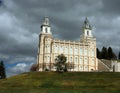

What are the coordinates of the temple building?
(37, 17, 98, 71)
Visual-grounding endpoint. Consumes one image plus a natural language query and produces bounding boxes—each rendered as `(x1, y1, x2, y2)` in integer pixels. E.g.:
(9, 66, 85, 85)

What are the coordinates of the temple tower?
(37, 17, 53, 71)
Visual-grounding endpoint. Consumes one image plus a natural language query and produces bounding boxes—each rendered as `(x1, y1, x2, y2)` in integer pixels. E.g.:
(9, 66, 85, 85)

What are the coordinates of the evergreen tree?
(108, 47, 117, 60)
(0, 61, 6, 79)
(101, 47, 108, 59)
(108, 47, 114, 59)
(97, 48, 101, 59)
(119, 52, 120, 60)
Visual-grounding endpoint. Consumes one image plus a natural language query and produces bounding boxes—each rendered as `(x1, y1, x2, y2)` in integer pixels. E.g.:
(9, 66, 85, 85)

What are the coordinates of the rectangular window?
(47, 45, 50, 53)
(69, 47, 73, 54)
(48, 56, 50, 62)
(80, 58, 83, 64)
(87, 31, 89, 35)
(79, 65, 83, 71)
(84, 49, 87, 56)
(60, 45, 64, 53)
(45, 46, 47, 53)
(80, 48, 83, 55)
(74, 48, 78, 55)
(84, 58, 88, 65)
(54, 45, 58, 53)
(65, 47, 68, 54)
(45, 56, 47, 63)
(92, 59, 94, 65)
(75, 57, 78, 64)
(84, 66, 88, 71)
(70, 56, 73, 63)
(92, 50, 94, 57)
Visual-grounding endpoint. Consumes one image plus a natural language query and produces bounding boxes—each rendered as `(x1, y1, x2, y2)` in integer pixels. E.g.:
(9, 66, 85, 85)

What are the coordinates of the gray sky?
(0, 0, 120, 77)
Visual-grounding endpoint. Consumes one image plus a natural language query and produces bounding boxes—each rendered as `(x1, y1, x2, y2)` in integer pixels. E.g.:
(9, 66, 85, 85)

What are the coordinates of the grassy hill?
(0, 72, 120, 93)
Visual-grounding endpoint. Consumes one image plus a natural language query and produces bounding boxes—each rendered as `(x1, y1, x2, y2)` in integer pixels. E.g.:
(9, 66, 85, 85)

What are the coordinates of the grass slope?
(0, 72, 120, 93)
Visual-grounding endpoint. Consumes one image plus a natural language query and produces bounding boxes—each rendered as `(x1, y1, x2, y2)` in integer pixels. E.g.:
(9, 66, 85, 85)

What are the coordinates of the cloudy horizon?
(0, 0, 120, 77)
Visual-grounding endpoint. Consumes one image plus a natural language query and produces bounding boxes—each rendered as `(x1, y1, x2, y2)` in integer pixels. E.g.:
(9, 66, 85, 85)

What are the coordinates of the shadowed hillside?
(0, 72, 120, 93)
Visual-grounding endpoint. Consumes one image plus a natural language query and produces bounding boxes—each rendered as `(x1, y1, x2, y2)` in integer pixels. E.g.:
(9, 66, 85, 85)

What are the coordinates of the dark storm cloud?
(102, 0, 120, 15)
(0, 0, 120, 76)
(1, 0, 120, 56)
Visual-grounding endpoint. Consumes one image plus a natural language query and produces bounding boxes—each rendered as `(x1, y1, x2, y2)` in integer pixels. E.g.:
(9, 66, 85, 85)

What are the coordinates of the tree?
(54, 54, 67, 72)
(30, 64, 38, 71)
(0, 61, 6, 79)
(108, 47, 116, 60)
(118, 52, 120, 60)
(66, 62, 74, 71)
(101, 47, 108, 59)
(97, 48, 101, 59)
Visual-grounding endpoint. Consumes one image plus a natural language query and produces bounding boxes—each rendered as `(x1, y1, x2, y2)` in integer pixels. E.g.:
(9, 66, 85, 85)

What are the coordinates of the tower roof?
(82, 17, 92, 30)
(42, 17, 50, 26)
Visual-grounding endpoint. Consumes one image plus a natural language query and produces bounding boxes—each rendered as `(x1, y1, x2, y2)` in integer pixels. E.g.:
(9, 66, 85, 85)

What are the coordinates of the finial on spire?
(85, 17, 89, 24)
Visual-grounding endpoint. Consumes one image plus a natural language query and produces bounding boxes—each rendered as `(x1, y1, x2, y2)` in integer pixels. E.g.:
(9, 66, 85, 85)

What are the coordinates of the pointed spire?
(84, 17, 89, 24)
(82, 17, 92, 30)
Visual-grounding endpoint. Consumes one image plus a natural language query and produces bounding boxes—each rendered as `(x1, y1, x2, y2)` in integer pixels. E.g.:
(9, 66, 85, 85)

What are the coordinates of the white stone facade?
(111, 61, 120, 72)
(37, 17, 98, 71)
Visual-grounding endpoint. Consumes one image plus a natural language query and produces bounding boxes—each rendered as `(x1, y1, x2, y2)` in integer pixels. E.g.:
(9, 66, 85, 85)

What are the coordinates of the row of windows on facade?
(44, 56, 95, 65)
(46, 45, 94, 51)
(44, 65, 92, 71)
(45, 45, 95, 56)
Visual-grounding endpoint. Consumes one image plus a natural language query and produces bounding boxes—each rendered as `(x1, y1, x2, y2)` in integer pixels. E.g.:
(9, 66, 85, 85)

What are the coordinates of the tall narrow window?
(47, 46, 50, 53)
(45, 46, 47, 53)
(55, 45, 58, 53)
(75, 48, 78, 55)
(92, 59, 94, 65)
(45, 28, 48, 33)
(92, 50, 94, 57)
(45, 56, 47, 63)
(70, 57, 72, 63)
(80, 58, 83, 64)
(84, 58, 88, 64)
(65, 47, 68, 54)
(80, 66, 83, 71)
(84, 49, 87, 56)
(70, 47, 73, 54)
(60, 46, 63, 53)
(48, 56, 50, 62)
(46, 20, 48, 24)
(75, 57, 78, 64)
(87, 31, 89, 35)
(80, 48, 83, 55)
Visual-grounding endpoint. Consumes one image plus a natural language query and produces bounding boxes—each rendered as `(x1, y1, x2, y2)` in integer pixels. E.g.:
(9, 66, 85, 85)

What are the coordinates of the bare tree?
(30, 64, 38, 71)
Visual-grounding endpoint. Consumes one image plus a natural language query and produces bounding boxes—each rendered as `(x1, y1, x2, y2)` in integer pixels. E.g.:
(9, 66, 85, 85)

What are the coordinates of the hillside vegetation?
(0, 72, 120, 93)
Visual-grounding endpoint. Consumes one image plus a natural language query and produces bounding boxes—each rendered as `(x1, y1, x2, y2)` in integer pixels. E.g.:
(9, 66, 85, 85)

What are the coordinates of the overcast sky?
(0, 0, 120, 77)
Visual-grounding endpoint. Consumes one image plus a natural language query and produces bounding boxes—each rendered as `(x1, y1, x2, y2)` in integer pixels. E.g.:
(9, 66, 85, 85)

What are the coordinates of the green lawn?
(0, 72, 120, 93)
